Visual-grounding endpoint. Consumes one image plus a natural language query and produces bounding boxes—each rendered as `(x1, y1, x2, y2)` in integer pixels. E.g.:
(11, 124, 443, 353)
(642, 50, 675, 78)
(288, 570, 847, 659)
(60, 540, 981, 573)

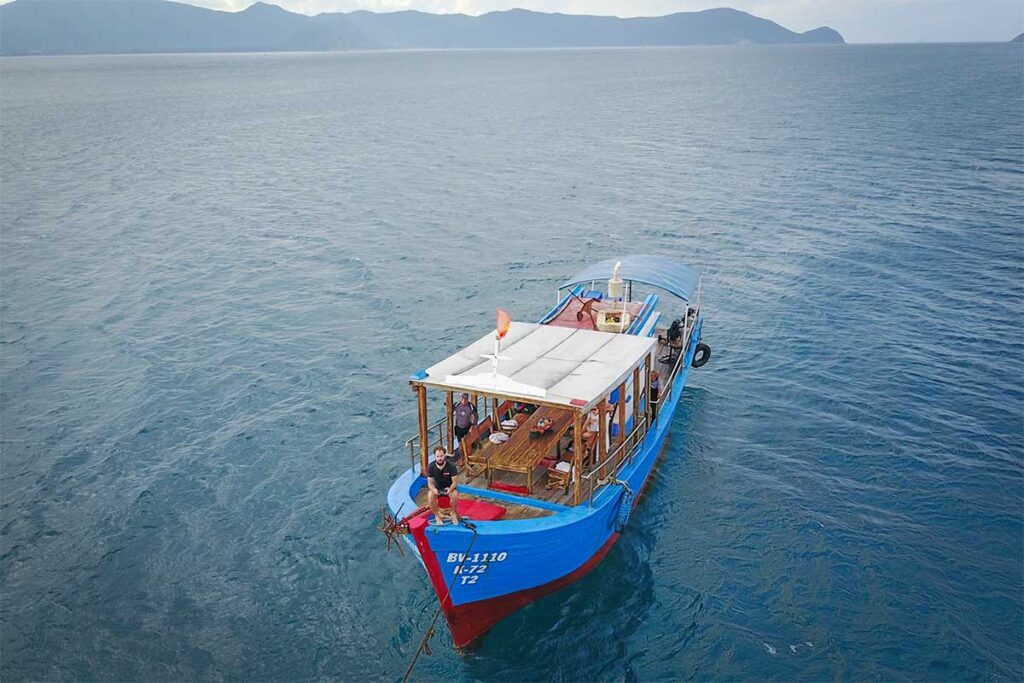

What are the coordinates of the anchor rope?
(402, 520, 479, 683)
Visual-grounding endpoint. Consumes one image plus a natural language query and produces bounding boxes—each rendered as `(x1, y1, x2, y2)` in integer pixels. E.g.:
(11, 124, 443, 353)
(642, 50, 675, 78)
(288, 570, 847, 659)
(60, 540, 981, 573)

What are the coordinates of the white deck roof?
(415, 322, 656, 410)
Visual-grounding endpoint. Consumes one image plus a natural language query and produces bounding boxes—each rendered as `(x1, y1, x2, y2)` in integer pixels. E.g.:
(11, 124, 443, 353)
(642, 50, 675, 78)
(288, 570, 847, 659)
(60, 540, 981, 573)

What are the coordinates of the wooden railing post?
(417, 385, 428, 476)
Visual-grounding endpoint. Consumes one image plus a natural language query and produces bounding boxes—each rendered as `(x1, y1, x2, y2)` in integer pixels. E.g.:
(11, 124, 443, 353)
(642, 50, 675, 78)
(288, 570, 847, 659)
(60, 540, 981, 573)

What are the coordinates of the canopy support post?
(617, 381, 627, 469)
(417, 385, 428, 476)
(644, 353, 652, 432)
(573, 411, 583, 506)
(597, 399, 608, 481)
(632, 366, 640, 457)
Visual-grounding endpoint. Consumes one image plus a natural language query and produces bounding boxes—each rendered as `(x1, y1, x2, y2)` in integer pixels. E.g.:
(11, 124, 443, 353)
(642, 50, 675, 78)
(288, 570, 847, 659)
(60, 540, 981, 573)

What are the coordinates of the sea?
(1, 44, 1022, 682)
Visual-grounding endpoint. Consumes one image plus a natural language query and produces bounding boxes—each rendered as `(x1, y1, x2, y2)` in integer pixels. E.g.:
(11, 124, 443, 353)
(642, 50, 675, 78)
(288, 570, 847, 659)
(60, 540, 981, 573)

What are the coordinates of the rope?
(378, 503, 412, 556)
(402, 520, 479, 683)
(612, 479, 634, 532)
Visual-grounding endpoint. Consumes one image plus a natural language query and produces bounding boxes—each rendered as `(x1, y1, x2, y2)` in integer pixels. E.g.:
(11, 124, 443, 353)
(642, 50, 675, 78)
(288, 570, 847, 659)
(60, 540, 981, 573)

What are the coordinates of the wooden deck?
(462, 464, 575, 507)
(547, 298, 646, 330)
(653, 332, 679, 381)
(413, 487, 555, 520)
(485, 407, 575, 490)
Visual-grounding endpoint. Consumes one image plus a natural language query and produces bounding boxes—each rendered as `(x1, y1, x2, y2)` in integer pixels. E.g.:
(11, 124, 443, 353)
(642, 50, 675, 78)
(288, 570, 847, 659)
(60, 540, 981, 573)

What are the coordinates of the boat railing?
(577, 306, 701, 506)
(580, 415, 649, 506)
(405, 415, 448, 473)
(653, 304, 698, 405)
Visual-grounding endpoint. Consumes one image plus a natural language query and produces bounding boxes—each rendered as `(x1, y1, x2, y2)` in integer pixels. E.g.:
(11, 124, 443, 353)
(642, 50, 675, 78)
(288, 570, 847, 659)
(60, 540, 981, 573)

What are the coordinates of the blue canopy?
(561, 255, 700, 302)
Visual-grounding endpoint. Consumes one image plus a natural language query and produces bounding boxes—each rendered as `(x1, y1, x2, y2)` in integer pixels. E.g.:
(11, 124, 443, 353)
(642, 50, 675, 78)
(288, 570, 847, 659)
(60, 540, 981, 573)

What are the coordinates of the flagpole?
(492, 334, 501, 381)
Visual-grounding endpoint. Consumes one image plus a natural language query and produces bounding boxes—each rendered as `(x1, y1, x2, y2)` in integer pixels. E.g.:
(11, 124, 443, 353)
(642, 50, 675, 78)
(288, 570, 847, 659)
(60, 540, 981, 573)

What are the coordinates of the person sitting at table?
(427, 446, 460, 525)
(513, 401, 537, 415)
(586, 406, 611, 453)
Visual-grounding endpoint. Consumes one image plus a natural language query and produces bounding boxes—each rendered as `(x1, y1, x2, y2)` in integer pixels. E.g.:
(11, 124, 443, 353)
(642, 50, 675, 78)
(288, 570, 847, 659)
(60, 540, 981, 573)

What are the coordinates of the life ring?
(691, 342, 711, 368)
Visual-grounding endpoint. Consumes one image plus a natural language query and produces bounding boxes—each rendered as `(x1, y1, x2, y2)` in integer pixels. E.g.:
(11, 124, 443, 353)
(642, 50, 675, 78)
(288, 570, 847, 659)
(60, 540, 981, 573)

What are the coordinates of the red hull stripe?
(409, 517, 620, 648)
(409, 517, 454, 610)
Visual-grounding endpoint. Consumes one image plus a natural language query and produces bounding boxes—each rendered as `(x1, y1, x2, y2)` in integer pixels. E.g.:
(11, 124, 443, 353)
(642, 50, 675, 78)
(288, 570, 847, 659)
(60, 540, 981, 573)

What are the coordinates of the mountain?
(345, 7, 844, 49)
(1012, 32, 1024, 43)
(0, 0, 374, 54)
(0, 0, 845, 56)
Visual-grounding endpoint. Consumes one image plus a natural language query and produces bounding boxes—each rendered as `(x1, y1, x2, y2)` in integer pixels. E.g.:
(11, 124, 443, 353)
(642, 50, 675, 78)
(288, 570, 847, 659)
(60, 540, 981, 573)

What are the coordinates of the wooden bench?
(545, 464, 571, 493)
(459, 401, 520, 477)
(462, 417, 494, 476)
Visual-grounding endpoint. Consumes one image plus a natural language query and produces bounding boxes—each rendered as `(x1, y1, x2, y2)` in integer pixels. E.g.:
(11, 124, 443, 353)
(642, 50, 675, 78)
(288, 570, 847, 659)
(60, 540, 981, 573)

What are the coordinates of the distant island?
(1012, 32, 1024, 43)
(0, 0, 845, 56)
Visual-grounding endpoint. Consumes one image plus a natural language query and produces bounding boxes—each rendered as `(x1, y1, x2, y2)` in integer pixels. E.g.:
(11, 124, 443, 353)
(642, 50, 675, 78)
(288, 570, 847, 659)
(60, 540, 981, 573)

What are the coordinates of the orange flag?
(496, 309, 511, 339)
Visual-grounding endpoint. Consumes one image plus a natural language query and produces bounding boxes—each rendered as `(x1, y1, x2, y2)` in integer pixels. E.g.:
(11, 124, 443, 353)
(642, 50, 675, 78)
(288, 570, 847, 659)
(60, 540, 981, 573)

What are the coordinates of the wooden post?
(445, 391, 454, 456)
(617, 381, 627, 468)
(632, 367, 640, 424)
(573, 410, 583, 506)
(644, 353, 652, 429)
(492, 397, 499, 427)
(597, 398, 608, 480)
(417, 385, 428, 476)
(632, 366, 640, 454)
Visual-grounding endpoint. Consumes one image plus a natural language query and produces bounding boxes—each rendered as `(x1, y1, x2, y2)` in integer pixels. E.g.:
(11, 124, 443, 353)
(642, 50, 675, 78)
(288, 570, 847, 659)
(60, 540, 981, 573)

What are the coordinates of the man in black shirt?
(427, 446, 460, 525)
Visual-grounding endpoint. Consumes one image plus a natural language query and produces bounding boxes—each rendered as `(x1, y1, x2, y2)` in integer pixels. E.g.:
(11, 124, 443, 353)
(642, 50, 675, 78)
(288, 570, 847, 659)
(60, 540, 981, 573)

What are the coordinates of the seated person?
(427, 446, 460, 525)
(513, 401, 537, 415)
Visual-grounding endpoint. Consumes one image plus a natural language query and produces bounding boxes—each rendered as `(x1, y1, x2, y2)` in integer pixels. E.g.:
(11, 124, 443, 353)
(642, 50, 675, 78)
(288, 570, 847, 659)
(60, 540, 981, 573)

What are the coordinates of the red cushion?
(414, 498, 507, 522)
(457, 499, 507, 521)
(489, 481, 531, 495)
(537, 457, 557, 469)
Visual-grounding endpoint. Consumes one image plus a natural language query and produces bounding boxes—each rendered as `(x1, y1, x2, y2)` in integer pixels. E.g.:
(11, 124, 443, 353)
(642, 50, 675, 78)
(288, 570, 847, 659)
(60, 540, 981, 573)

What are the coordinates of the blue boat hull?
(385, 319, 704, 647)
(387, 318, 703, 646)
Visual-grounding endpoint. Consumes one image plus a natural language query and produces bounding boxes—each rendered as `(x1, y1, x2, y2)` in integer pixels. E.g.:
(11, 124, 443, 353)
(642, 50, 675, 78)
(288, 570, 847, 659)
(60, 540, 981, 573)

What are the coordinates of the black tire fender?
(691, 342, 711, 368)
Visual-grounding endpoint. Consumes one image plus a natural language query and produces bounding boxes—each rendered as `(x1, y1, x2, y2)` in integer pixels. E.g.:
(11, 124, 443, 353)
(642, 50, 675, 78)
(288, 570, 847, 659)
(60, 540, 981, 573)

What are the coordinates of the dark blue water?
(2, 44, 1022, 681)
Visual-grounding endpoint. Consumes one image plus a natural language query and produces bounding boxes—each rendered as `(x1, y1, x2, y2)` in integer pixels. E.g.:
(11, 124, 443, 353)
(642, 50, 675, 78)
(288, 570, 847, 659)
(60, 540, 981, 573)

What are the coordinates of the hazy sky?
(3, 0, 1022, 43)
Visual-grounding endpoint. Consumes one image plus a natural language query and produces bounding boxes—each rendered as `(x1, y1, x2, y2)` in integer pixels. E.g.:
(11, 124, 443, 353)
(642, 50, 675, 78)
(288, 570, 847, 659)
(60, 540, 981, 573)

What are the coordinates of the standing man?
(452, 393, 477, 464)
(649, 371, 661, 423)
(427, 446, 460, 525)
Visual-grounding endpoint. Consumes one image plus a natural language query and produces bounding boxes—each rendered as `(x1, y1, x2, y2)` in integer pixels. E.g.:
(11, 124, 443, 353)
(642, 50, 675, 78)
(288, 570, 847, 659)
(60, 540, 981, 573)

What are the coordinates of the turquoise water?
(1, 44, 1021, 681)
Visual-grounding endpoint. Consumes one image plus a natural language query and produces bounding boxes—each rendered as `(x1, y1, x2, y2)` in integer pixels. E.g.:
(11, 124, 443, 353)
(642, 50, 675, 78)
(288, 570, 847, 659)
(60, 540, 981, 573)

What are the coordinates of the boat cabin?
(404, 258, 702, 518)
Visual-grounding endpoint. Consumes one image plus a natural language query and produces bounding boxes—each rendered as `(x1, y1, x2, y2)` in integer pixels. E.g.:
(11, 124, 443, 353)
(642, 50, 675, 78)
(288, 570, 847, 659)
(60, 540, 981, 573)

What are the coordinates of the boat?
(383, 255, 711, 649)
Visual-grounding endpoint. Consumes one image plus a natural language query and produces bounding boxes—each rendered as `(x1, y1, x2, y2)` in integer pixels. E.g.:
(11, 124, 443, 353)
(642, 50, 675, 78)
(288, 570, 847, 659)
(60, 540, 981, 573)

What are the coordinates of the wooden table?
(486, 406, 575, 491)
